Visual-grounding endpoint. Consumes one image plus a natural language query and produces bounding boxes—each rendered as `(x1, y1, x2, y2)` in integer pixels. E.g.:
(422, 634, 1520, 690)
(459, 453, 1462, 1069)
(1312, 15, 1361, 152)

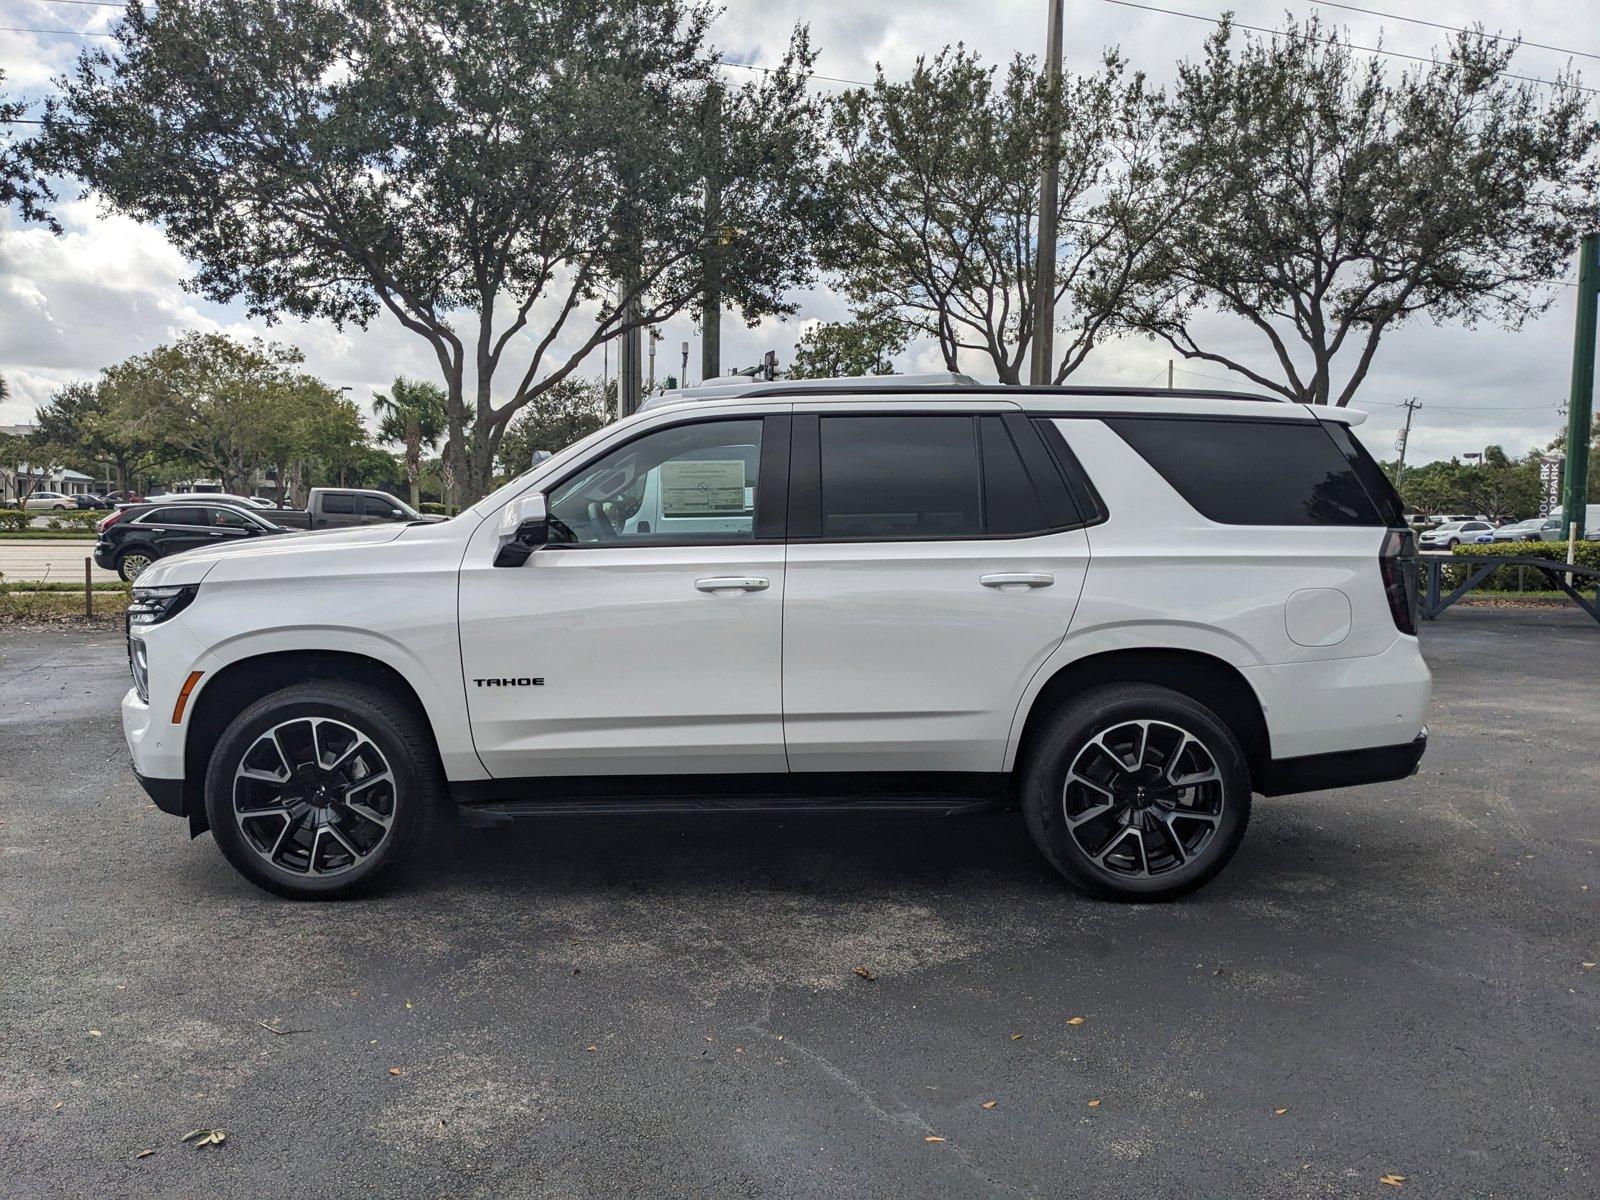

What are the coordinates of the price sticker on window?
(661, 460, 747, 516)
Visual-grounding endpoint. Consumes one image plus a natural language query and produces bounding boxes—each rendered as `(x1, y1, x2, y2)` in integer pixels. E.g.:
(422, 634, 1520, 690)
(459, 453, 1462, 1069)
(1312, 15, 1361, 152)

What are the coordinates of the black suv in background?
(95, 501, 288, 581)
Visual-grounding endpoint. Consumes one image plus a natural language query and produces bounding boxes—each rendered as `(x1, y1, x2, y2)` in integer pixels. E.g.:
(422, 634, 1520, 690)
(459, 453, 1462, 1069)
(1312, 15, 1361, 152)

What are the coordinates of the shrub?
(419, 501, 448, 515)
(0, 509, 28, 532)
(43, 509, 103, 531)
(1446, 539, 1600, 591)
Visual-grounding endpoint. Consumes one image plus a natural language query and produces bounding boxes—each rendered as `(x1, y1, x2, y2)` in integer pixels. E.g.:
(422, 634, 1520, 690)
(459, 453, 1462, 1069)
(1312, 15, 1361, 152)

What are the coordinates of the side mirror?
(493, 493, 548, 567)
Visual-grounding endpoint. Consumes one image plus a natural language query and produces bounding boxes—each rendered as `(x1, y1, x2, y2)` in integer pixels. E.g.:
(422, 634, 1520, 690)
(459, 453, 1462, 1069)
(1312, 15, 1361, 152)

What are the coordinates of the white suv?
(121, 377, 1430, 901)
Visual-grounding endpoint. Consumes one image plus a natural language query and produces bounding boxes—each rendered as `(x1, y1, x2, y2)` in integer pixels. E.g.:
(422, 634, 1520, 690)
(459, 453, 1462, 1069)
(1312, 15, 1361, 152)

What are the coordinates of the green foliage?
(789, 314, 908, 379)
(42, 509, 102, 531)
(1397, 448, 1545, 520)
(1, 69, 56, 229)
(31, 377, 170, 496)
(826, 47, 1164, 383)
(40, 0, 829, 502)
(1445, 538, 1600, 591)
(418, 501, 448, 516)
(373, 378, 447, 508)
(0, 509, 30, 532)
(1120, 17, 1600, 405)
(99, 332, 362, 497)
(497, 377, 612, 475)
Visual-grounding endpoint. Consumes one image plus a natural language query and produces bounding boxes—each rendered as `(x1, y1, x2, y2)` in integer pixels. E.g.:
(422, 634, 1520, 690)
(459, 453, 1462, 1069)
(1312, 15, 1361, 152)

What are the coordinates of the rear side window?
(321, 493, 356, 515)
(146, 506, 206, 526)
(818, 416, 981, 539)
(1106, 417, 1384, 526)
(978, 416, 1050, 535)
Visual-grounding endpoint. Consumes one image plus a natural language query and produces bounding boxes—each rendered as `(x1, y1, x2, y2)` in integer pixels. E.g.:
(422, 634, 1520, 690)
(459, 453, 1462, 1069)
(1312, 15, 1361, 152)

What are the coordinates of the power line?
(1098, 0, 1600, 95)
(23, 0, 130, 7)
(718, 61, 871, 89)
(0, 25, 111, 36)
(1303, 2, 1599, 64)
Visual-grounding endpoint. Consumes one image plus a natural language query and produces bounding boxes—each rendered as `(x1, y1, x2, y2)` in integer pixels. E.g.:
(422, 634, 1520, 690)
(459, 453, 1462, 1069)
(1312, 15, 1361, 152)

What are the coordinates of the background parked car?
(1488, 517, 1558, 543)
(1419, 519, 1494, 549)
(268, 487, 440, 530)
(23, 491, 76, 511)
(71, 494, 111, 509)
(94, 500, 288, 581)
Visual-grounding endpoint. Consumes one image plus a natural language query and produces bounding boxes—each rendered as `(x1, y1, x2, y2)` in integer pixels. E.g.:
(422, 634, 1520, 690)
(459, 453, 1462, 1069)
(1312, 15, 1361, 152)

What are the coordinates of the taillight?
(96, 509, 126, 535)
(1379, 529, 1418, 635)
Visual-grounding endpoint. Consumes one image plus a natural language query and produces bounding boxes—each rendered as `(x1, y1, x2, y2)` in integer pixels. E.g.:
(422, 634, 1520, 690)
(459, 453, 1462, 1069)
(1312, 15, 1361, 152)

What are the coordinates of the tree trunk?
(404, 420, 421, 510)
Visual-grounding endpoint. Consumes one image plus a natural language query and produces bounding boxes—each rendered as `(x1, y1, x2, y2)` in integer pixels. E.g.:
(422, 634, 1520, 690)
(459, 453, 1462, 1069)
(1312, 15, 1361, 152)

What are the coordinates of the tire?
(115, 548, 156, 582)
(204, 681, 441, 899)
(1021, 683, 1252, 902)
(1447, 538, 1460, 549)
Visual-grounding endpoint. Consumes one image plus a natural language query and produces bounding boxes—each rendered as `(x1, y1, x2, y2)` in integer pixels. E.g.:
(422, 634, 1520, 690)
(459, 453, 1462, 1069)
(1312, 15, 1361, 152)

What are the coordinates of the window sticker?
(661, 459, 747, 516)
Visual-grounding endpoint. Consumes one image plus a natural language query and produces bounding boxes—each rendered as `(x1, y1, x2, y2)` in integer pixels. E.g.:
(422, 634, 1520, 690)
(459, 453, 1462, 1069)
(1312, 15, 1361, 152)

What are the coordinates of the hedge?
(0, 509, 28, 532)
(419, 501, 448, 515)
(1446, 539, 1600, 591)
(0, 507, 102, 532)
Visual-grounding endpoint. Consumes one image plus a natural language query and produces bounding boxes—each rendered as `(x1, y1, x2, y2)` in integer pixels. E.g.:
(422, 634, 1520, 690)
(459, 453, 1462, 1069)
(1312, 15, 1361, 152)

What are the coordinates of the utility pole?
(1562, 232, 1597, 539)
(701, 82, 724, 383)
(1027, 0, 1065, 387)
(1392, 398, 1420, 488)
(1166, 359, 1174, 390)
(681, 340, 691, 386)
(647, 328, 660, 393)
(619, 312, 642, 419)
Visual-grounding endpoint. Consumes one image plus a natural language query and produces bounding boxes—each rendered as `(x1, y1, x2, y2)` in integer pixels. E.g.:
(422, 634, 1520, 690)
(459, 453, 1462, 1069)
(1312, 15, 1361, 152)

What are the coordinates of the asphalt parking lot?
(2, 608, 1597, 1199)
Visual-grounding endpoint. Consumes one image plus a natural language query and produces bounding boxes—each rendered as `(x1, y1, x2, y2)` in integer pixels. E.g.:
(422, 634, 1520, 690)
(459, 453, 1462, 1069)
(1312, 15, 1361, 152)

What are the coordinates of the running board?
(449, 772, 1008, 826)
(455, 795, 1001, 826)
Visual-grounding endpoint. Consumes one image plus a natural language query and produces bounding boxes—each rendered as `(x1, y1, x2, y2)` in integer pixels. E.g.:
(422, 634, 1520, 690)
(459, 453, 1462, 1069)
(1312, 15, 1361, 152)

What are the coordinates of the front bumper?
(133, 767, 187, 816)
(1256, 729, 1428, 797)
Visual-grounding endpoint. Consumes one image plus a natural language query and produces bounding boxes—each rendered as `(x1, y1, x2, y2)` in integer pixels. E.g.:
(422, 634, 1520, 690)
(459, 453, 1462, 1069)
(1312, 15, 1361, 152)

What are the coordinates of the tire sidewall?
(116, 548, 155, 582)
(205, 686, 431, 899)
(1024, 684, 1251, 901)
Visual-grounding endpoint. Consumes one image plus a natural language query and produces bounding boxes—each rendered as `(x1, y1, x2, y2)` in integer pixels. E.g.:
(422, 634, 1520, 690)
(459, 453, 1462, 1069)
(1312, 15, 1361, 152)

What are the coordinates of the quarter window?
(1106, 417, 1386, 526)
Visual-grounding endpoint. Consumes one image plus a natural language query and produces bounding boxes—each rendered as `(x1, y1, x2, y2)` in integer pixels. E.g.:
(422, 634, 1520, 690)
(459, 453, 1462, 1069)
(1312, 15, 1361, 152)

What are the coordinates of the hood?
(133, 522, 410, 589)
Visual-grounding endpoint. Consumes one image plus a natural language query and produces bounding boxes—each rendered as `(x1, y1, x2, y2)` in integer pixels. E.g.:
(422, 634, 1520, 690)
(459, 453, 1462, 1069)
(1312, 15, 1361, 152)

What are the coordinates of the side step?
(455, 795, 1001, 826)
(449, 772, 1009, 826)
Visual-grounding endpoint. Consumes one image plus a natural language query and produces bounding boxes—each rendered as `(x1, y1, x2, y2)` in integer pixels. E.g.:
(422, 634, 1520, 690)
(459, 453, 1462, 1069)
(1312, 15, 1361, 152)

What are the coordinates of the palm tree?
(371, 378, 446, 509)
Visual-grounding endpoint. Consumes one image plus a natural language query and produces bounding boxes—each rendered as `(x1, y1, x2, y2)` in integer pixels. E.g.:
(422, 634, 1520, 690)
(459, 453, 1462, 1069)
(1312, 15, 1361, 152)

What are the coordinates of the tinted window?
(548, 419, 763, 544)
(979, 416, 1050, 535)
(206, 507, 255, 528)
(1106, 418, 1385, 526)
(1321, 422, 1404, 526)
(819, 416, 981, 539)
(321, 493, 356, 515)
(359, 495, 399, 517)
(148, 506, 206, 527)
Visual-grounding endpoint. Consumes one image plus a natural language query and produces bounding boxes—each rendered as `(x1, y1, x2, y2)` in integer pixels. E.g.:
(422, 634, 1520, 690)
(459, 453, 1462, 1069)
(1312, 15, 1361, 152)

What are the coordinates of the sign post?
(1561, 233, 1597, 538)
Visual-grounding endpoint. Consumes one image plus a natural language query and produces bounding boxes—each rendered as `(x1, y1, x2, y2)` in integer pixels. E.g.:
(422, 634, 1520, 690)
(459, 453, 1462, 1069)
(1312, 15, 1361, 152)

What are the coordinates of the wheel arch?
(181, 649, 441, 837)
(1009, 647, 1271, 786)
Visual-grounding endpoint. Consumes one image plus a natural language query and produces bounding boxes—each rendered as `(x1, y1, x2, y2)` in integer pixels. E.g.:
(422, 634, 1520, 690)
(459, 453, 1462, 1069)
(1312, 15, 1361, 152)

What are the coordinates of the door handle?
(979, 573, 1054, 590)
(695, 576, 770, 593)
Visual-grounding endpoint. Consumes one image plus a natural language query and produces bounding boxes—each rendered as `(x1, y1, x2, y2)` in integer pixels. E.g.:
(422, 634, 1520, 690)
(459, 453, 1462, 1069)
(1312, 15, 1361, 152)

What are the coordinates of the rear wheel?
(204, 681, 441, 899)
(116, 549, 155, 581)
(1021, 684, 1251, 901)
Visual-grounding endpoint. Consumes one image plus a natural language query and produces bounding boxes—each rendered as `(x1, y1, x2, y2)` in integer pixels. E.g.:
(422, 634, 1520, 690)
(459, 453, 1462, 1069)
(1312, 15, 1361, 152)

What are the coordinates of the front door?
(459, 413, 791, 779)
(781, 411, 1089, 775)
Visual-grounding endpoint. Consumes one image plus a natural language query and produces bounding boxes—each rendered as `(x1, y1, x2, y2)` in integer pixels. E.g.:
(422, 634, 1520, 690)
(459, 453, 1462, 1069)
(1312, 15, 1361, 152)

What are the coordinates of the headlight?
(127, 584, 199, 630)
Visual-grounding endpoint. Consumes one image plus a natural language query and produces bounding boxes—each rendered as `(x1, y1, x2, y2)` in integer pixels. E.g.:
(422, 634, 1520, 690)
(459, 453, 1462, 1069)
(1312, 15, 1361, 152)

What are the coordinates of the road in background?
(0, 539, 117, 583)
(2, 610, 1596, 1198)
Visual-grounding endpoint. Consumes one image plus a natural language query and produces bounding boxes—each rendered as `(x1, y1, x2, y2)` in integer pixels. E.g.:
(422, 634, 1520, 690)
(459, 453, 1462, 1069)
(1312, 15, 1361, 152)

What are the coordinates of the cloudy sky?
(2, 0, 1597, 467)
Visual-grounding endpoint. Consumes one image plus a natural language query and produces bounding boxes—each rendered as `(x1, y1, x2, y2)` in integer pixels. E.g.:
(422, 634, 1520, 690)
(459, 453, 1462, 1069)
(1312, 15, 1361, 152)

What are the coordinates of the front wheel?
(204, 681, 441, 899)
(1021, 684, 1252, 901)
(1446, 538, 1460, 549)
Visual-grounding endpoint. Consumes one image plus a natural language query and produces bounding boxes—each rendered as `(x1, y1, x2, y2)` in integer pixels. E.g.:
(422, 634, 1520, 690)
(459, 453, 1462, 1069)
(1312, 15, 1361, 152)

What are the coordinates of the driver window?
(546, 419, 762, 545)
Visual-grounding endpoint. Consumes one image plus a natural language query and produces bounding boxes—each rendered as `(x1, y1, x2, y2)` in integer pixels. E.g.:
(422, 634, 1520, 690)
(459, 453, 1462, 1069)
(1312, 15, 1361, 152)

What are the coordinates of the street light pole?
(1028, 0, 1065, 387)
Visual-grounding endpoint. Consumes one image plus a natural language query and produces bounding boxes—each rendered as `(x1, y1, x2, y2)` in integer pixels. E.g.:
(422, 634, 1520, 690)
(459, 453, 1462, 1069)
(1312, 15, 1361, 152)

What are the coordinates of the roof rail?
(639, 371, 980, 412)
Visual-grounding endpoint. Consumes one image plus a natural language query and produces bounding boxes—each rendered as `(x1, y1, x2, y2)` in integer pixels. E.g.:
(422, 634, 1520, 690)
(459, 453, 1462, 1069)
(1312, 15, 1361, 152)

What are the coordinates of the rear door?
(781, 409, 1090, 774)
